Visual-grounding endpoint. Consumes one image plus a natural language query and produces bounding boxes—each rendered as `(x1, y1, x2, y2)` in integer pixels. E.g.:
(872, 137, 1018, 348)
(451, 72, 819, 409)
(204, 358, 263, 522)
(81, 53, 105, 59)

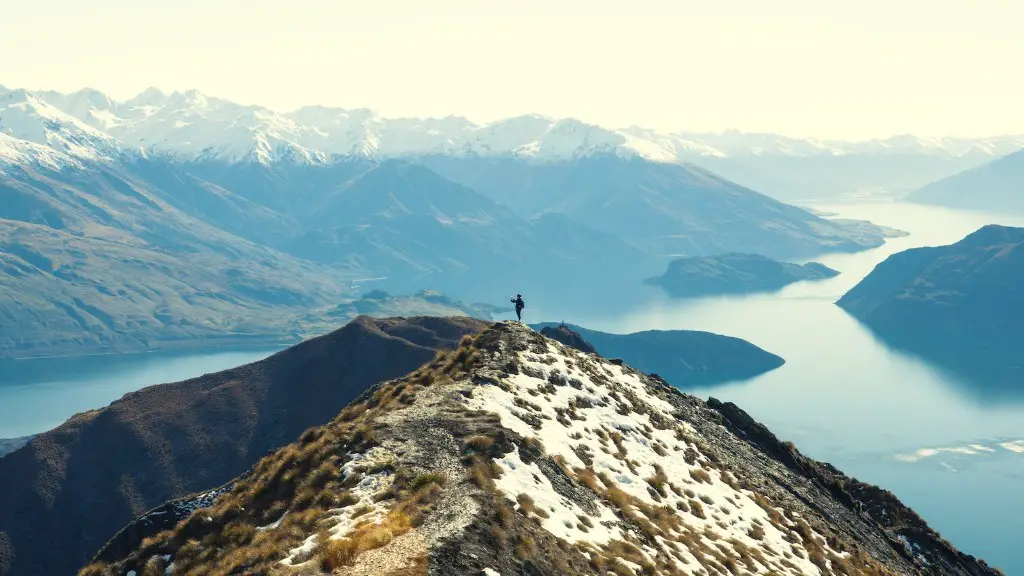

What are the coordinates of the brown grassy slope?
(0, 315, 487, 576)
(83, 322, 1002, 576)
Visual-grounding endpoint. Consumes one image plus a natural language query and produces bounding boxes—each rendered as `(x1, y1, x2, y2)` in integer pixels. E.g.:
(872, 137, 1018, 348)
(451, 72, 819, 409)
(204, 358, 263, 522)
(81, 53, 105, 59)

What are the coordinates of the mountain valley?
(0, 85, 921, 359)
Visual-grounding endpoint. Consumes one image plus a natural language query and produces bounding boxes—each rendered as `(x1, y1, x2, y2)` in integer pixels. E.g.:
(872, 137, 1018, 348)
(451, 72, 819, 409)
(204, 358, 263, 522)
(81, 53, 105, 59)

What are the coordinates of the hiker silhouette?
(511, 293, 525, 321)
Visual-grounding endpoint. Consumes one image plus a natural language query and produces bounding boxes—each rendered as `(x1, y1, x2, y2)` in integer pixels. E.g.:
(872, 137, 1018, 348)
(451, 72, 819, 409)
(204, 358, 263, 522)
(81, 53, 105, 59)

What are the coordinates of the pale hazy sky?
(3, 0, 1022, 139)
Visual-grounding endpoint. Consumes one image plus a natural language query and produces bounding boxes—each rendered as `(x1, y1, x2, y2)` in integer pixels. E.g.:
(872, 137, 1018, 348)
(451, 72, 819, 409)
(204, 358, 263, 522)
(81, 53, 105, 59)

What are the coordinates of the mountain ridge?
(0, 316, 800, 576)
(81, 321, 1002, 576)
(418, 154, 897, 259)
(0, 316, 489, 576)
(1, 147, 896, 360)
(3, 85, 1022, 169)
(905, 149, 1024, 212)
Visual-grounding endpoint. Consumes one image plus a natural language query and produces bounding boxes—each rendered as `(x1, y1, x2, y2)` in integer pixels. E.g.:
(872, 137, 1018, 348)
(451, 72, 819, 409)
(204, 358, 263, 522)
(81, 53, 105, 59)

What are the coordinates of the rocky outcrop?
(85, 321, 1000, 576)
(0, 316, 487, 576)
(539, 324, 597, 355)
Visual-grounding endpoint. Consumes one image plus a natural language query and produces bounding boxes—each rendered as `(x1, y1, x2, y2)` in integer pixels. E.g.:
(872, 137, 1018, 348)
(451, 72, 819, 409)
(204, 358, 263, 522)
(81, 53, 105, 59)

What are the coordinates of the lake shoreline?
(0, 333, 300, 363)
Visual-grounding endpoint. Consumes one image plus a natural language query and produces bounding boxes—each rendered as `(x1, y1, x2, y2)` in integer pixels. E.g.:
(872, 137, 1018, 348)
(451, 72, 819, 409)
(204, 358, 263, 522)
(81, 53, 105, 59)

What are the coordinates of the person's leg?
(516, 307, 522, 321)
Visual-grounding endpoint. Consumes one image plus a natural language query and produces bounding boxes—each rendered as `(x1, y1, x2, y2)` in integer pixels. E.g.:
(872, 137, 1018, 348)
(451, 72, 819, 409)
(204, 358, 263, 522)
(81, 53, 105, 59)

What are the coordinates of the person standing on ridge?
(511, 293, 525, 321)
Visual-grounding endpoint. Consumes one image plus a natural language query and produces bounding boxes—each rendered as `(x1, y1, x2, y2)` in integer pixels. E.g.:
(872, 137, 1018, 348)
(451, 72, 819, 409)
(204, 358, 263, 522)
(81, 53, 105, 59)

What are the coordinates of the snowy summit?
(85, 321, 999, 576)
(2, 85, 1024, 168)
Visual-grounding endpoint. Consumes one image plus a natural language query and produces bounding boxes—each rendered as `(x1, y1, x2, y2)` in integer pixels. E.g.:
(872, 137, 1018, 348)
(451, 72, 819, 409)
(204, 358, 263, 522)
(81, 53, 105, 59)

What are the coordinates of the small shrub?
(517, 494, 550, 519)
(140, 556, 166, 576)
(690, 499, 706, 519)
(78, 564, 112, 576)
(320, 538, 359, 570)
(513, 535, 537, 559)
(409, 472, 447, 490)
(464, 435, 495, 453)
(467, 457, 501, 490)
(336, 492, 359, 508)
(488, 523, 509, 547)
(645, 465, 669, 498)
(522, 436, 544, 453)
(690, 468, 712, 484)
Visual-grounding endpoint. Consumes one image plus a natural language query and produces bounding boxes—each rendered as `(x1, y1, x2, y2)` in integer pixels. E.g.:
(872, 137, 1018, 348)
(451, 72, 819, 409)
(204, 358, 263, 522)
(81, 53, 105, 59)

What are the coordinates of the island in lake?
(645, 253, 839, 298)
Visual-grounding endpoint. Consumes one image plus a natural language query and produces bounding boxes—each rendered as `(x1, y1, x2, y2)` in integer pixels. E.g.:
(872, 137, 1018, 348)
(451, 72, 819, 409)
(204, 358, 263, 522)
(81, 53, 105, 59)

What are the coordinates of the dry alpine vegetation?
(81, 322, 1002, 576)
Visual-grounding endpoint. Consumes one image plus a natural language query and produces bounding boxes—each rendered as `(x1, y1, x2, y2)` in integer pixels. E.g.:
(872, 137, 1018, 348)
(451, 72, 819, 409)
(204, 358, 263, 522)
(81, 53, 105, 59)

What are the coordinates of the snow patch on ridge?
(465, 338, 845, 574)
(281, 446, 395, 567)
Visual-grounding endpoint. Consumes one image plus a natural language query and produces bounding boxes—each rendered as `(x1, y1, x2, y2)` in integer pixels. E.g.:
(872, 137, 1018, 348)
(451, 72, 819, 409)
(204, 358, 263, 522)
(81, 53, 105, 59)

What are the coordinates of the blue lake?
(0, 348, 278, 439)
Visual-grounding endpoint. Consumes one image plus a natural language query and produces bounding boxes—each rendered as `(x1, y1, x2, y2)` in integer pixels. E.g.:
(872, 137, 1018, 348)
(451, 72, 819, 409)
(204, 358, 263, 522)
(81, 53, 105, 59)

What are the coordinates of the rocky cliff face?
(84, 322, 1000, 576)
(0, 316, 487, 576)
(539, 324, 598, 355)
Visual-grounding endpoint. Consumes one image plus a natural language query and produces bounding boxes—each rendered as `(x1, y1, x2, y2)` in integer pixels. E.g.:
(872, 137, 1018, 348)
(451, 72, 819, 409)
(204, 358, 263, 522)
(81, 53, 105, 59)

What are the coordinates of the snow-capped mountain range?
(3, 85, 1023, 168)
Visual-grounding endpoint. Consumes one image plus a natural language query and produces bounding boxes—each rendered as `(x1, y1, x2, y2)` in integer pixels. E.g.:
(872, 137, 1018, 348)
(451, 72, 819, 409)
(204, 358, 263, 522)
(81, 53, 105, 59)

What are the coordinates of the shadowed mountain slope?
(906, 149, 1024, 212)
(837, 225, 1024, 383)
(0, 316, 487, 576)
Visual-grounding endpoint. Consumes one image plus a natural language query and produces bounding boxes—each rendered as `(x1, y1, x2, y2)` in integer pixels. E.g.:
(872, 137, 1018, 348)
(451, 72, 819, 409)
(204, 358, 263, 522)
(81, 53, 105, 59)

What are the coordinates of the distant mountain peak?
(957, 223, 1024, 247)
(126, 86, 168, 106)
(5, 84, 1022, 170)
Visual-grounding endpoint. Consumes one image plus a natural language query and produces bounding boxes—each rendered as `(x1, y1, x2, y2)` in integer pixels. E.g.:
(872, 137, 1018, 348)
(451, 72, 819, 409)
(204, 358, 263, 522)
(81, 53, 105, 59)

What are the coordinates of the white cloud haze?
(3, 0, 1022, 139)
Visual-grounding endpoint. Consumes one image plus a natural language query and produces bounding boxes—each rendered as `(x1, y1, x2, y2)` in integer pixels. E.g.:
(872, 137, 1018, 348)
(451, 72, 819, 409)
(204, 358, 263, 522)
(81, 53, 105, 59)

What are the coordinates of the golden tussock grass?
(516, 493, 550, 519)
(689, 468, 712, 484)
(318, 509, 413, 570)
(463, 435, 495, 453)
(513, 534, 537, 559)
(139, 556, 166, 576)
